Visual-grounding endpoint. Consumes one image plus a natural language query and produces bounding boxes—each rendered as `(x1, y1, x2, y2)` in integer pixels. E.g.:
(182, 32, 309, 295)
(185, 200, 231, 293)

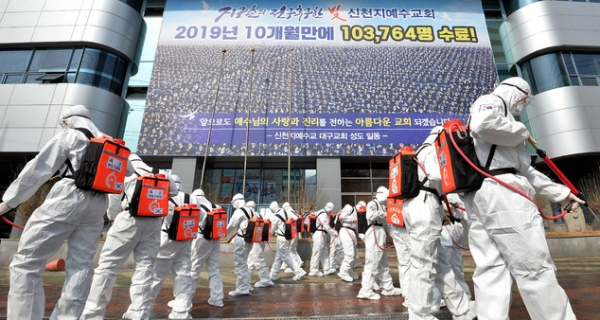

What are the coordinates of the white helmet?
(232, 193, 245, 209)
(171, 174, 181, 191)
(269, 201, 279, 213)
(246, 200, 256, 210)
(496, 77, 534, 116)
(324, 202, 334, 213)
(376, 186, 388, 203)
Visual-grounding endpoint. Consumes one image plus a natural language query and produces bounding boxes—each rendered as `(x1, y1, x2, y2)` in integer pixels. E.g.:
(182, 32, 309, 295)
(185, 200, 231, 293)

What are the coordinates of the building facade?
(1, 0, 599, 230)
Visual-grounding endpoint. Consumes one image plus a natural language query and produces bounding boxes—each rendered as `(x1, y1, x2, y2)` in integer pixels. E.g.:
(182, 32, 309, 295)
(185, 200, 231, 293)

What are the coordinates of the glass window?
(521, 52, 569, 94)
(119, 0, 144, 13)
(29, 48, 72, 73)
(341, 179, 371, 193)
(0, 50, 32, 72)
(573, 53, 599, 75)
(5, 74, 24, 84)
(69, 48, 83, 72)
(563, 53, 576, 74)
(77, 48, 128, 95)
(581, 77, 599, 86)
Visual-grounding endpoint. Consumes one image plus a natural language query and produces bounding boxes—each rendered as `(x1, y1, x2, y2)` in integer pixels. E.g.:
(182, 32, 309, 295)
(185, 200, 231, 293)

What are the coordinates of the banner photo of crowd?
(138, 0, 498, 157)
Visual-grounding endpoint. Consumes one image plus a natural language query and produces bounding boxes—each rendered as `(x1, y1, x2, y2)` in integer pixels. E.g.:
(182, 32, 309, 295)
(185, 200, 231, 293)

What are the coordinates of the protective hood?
(246, 200, 256, 210)
(171, 174, 181, 191)
(355, 201, 367, 213)
(59, 104, 102, 137)
(324, 202, 334, 213)
(129, 153, 154, 175)
(342, 204, 354, 216)
(423, 126, 444, 145)
(493, 77, 534, 116)
(232, 193, 245, 209)
(269, 201, 279, 213)
(376, 186, 388, 203)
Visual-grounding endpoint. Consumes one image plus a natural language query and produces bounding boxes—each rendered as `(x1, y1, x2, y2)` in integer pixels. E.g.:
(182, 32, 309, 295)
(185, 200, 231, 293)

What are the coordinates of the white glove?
(561, 193, 585, 212)
(358, 233, 365, 241)
(0, 202, 12, 216)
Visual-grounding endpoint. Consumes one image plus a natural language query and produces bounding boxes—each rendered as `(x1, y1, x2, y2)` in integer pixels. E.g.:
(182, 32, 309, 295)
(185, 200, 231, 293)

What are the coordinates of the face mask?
(511, 100, 527, 116)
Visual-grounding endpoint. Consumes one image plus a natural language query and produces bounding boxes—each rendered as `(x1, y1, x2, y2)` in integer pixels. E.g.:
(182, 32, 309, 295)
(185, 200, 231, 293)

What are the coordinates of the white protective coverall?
(268, 202, 307, 281)
(227, 193, 254, 296)
(357, 187, 401, 300)
(281, 202, 303, 273)
(82, 154, 178, 320)
(189, 189, 224, 307)
(464, 77, 581, 320)
(386, 199, 411, 298)
(328, 210, 344, 271)
(403, 129, 475, 320)
(0, 105, 109, 320)
(336, 204, 359, 282)
(439, 194, 471, 300)
(148, 175, 197, 319)
(246, 201, 275, 288)
(308, 203, 338, 276)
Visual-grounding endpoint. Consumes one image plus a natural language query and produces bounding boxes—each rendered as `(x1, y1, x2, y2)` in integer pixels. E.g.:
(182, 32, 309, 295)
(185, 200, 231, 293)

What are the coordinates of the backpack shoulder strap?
(240, 207, 251, 220)
(184, 193, 190, 204)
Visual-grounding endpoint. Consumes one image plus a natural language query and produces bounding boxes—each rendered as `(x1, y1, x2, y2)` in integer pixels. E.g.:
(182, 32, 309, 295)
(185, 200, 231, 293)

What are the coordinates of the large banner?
(139, 0, 497, 156)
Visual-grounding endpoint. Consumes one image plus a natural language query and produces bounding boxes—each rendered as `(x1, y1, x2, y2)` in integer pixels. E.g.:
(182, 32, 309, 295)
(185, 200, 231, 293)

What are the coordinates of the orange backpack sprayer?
(389, 146, 420, 199)
(241, 208, 265, 243)
(434, 119, 485, 194)
(202, 207, 228, 240)
(168, 204, 201, 241)
(129, 173, 170, 217)
(276, 211, 297, 240)
(262, 219, 271, 241)
(386, 198, 405, 227)
(68, 128, 131, 193)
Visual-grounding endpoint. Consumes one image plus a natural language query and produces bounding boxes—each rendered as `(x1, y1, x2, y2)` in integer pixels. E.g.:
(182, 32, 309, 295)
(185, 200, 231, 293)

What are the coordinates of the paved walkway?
(1, 254, 600, 319)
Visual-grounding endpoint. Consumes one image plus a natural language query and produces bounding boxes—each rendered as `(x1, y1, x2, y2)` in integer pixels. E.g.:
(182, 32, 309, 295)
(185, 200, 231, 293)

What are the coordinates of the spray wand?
(527, 137, 600, 222)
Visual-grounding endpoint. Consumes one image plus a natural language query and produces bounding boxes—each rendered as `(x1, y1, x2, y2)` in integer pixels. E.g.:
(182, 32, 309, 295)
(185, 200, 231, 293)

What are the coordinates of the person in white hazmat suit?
(357, 187, 402, 300)
(0, 105, 109, 320)
(227, 193, 255, 296)
(463, 77, 584, 320)
(402, 127, 476, 320)
(385, 196, 411, 300)
(281, 202, 303, 273)
(268, 201, 307, 281)
(245, 200, 275, 288)
(440, 194, 471, 300)
(336, 204, 359, 282)
(328, 210, 344, 271)
(82, 154, 178, 320)
(308, 202, 338, 277)
(147, 175, 196, 319)
(188, 188, 225, 307)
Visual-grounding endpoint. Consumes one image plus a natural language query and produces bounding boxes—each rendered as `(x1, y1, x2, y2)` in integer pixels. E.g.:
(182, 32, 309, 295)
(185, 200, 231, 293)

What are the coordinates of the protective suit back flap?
(435, 119, 484, 194)
(169, 204, 200, 241)
(202, 207, 228, 240)
(386, 198, 405, 227)
(73, 129, 131, 194)
(130, 174, 170, 217)
(389, 146, 420, 199)
(245, 217, 265, 243)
